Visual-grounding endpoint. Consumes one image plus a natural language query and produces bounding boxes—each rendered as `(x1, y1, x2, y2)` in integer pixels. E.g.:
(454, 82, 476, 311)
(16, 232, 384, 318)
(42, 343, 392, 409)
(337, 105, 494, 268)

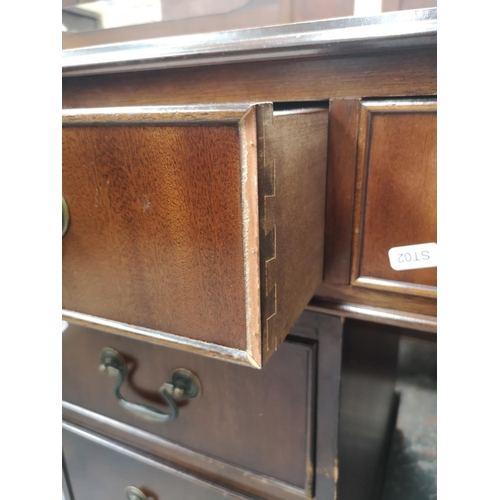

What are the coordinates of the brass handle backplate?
(99, 347, 201, 423)
(125, 486, 148, 500)
(62, 196, 70, 237)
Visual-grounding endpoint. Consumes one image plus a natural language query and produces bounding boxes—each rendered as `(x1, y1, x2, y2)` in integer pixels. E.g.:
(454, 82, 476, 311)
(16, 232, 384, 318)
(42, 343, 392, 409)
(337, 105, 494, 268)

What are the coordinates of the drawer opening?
(273, 100, 329, 112)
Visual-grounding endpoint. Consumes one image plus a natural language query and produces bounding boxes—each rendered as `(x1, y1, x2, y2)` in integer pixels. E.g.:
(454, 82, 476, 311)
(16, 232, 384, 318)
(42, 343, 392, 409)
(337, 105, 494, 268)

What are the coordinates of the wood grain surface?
(323, 99, 361, 285)
(62, 44, 437, 330)
(352, 100, 437, 296)
(63, 423, 250, 500)
(62, 49, 436, 109)
(62, 322, 316, 492)
(63, 104, 328, 366)
(63, 118, 247, 350)
(62, 310, 343, 500)
(320, 98, 437, 320)
(258, 106, 328, 364)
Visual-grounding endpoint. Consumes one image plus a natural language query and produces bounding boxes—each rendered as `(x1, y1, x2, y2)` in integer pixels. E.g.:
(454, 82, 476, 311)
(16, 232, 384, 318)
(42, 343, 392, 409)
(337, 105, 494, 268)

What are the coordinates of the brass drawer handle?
(99, 347, 201, 423)
(125, 486, 148, 500)
(62, 196, 70, 237)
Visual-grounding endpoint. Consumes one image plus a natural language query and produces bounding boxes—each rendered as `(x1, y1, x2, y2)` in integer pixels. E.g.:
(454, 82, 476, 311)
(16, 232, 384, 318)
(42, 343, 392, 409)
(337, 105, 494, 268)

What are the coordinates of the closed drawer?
(63, 423, 249, 500)
(62, 103, 328, 367)
(62, 322, 316, 497)
(351, 99, 437, 298)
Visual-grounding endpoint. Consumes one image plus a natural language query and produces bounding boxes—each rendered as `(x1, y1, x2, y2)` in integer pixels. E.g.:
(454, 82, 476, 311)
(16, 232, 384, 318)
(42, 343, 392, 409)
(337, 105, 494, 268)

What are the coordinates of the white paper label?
(388, 243, 437, 271)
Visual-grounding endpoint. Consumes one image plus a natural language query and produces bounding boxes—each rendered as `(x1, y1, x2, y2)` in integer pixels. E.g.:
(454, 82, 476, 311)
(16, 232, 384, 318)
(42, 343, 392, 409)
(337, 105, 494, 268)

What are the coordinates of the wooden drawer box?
(62, 322, 317, 497)
(62, 103, 328, 367)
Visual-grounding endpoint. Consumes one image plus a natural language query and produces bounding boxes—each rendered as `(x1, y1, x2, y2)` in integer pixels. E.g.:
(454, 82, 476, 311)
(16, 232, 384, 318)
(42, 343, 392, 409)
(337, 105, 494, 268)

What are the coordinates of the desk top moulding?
(62, 8, 437, 75)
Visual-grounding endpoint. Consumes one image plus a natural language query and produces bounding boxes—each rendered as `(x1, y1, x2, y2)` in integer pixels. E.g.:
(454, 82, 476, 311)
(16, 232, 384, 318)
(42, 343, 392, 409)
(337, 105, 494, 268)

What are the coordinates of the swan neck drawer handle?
(99, 347, 201, 423)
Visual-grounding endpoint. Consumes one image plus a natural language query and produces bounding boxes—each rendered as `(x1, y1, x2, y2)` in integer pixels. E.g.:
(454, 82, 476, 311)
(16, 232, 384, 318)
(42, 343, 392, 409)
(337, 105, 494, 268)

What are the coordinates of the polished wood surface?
(63, 402, 311, 500)
(351, 100, 437, 296)
(62, 47, 437, 329)
(61, 311, 398, 500)
(63, 423, 249, 499)
(61, 13, 437, 500)
(63, 310, 342, 500)
(319, 98, 437, 320)
(63, 119, 247, 350)
(323, 99, 361, 286)
(291, 312, 343, 499)
(308, 299, 437, 335)
(317, 281, 436, 317)
(63, 104, 328, 366)
(62, 49, 436, 109)
(258, 107, 328, 363)
(62, 43, 437, 329)
(62, 322, 316, 492)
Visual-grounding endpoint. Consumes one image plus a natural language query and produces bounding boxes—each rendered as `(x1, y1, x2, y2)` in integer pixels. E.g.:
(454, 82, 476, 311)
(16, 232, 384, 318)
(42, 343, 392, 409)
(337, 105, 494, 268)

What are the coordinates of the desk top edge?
(62, 8, 437, 77)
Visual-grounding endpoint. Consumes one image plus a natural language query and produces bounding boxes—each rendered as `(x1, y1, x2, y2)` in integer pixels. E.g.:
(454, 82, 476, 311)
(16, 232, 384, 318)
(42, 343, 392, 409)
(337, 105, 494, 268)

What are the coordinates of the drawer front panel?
(62, 322, 316, 491)
(63, 119, 247, 350)
(63, 423, 248, 500)
(352, 99, 437, 297)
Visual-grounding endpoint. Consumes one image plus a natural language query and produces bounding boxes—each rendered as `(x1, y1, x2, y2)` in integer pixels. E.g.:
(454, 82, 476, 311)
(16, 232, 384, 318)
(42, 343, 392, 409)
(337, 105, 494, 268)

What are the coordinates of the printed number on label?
(388, 243, 437, 271)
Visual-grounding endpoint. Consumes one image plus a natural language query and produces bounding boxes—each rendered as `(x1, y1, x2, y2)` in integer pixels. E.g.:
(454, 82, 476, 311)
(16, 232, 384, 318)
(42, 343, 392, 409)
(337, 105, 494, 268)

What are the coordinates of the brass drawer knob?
(99, 347, 201, 423)
(62, 196, 70, 237)
(125, 486, 148, 500)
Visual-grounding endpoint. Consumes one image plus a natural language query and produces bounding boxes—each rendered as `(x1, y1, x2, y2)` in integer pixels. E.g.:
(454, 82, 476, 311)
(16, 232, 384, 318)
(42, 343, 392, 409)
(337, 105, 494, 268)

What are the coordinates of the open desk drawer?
(62, 103, 328, 367)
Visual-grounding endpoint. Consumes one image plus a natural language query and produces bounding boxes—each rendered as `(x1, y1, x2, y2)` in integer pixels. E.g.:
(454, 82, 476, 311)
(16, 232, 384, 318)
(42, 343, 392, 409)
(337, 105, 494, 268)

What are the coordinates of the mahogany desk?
(62, 9, 437, 500)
